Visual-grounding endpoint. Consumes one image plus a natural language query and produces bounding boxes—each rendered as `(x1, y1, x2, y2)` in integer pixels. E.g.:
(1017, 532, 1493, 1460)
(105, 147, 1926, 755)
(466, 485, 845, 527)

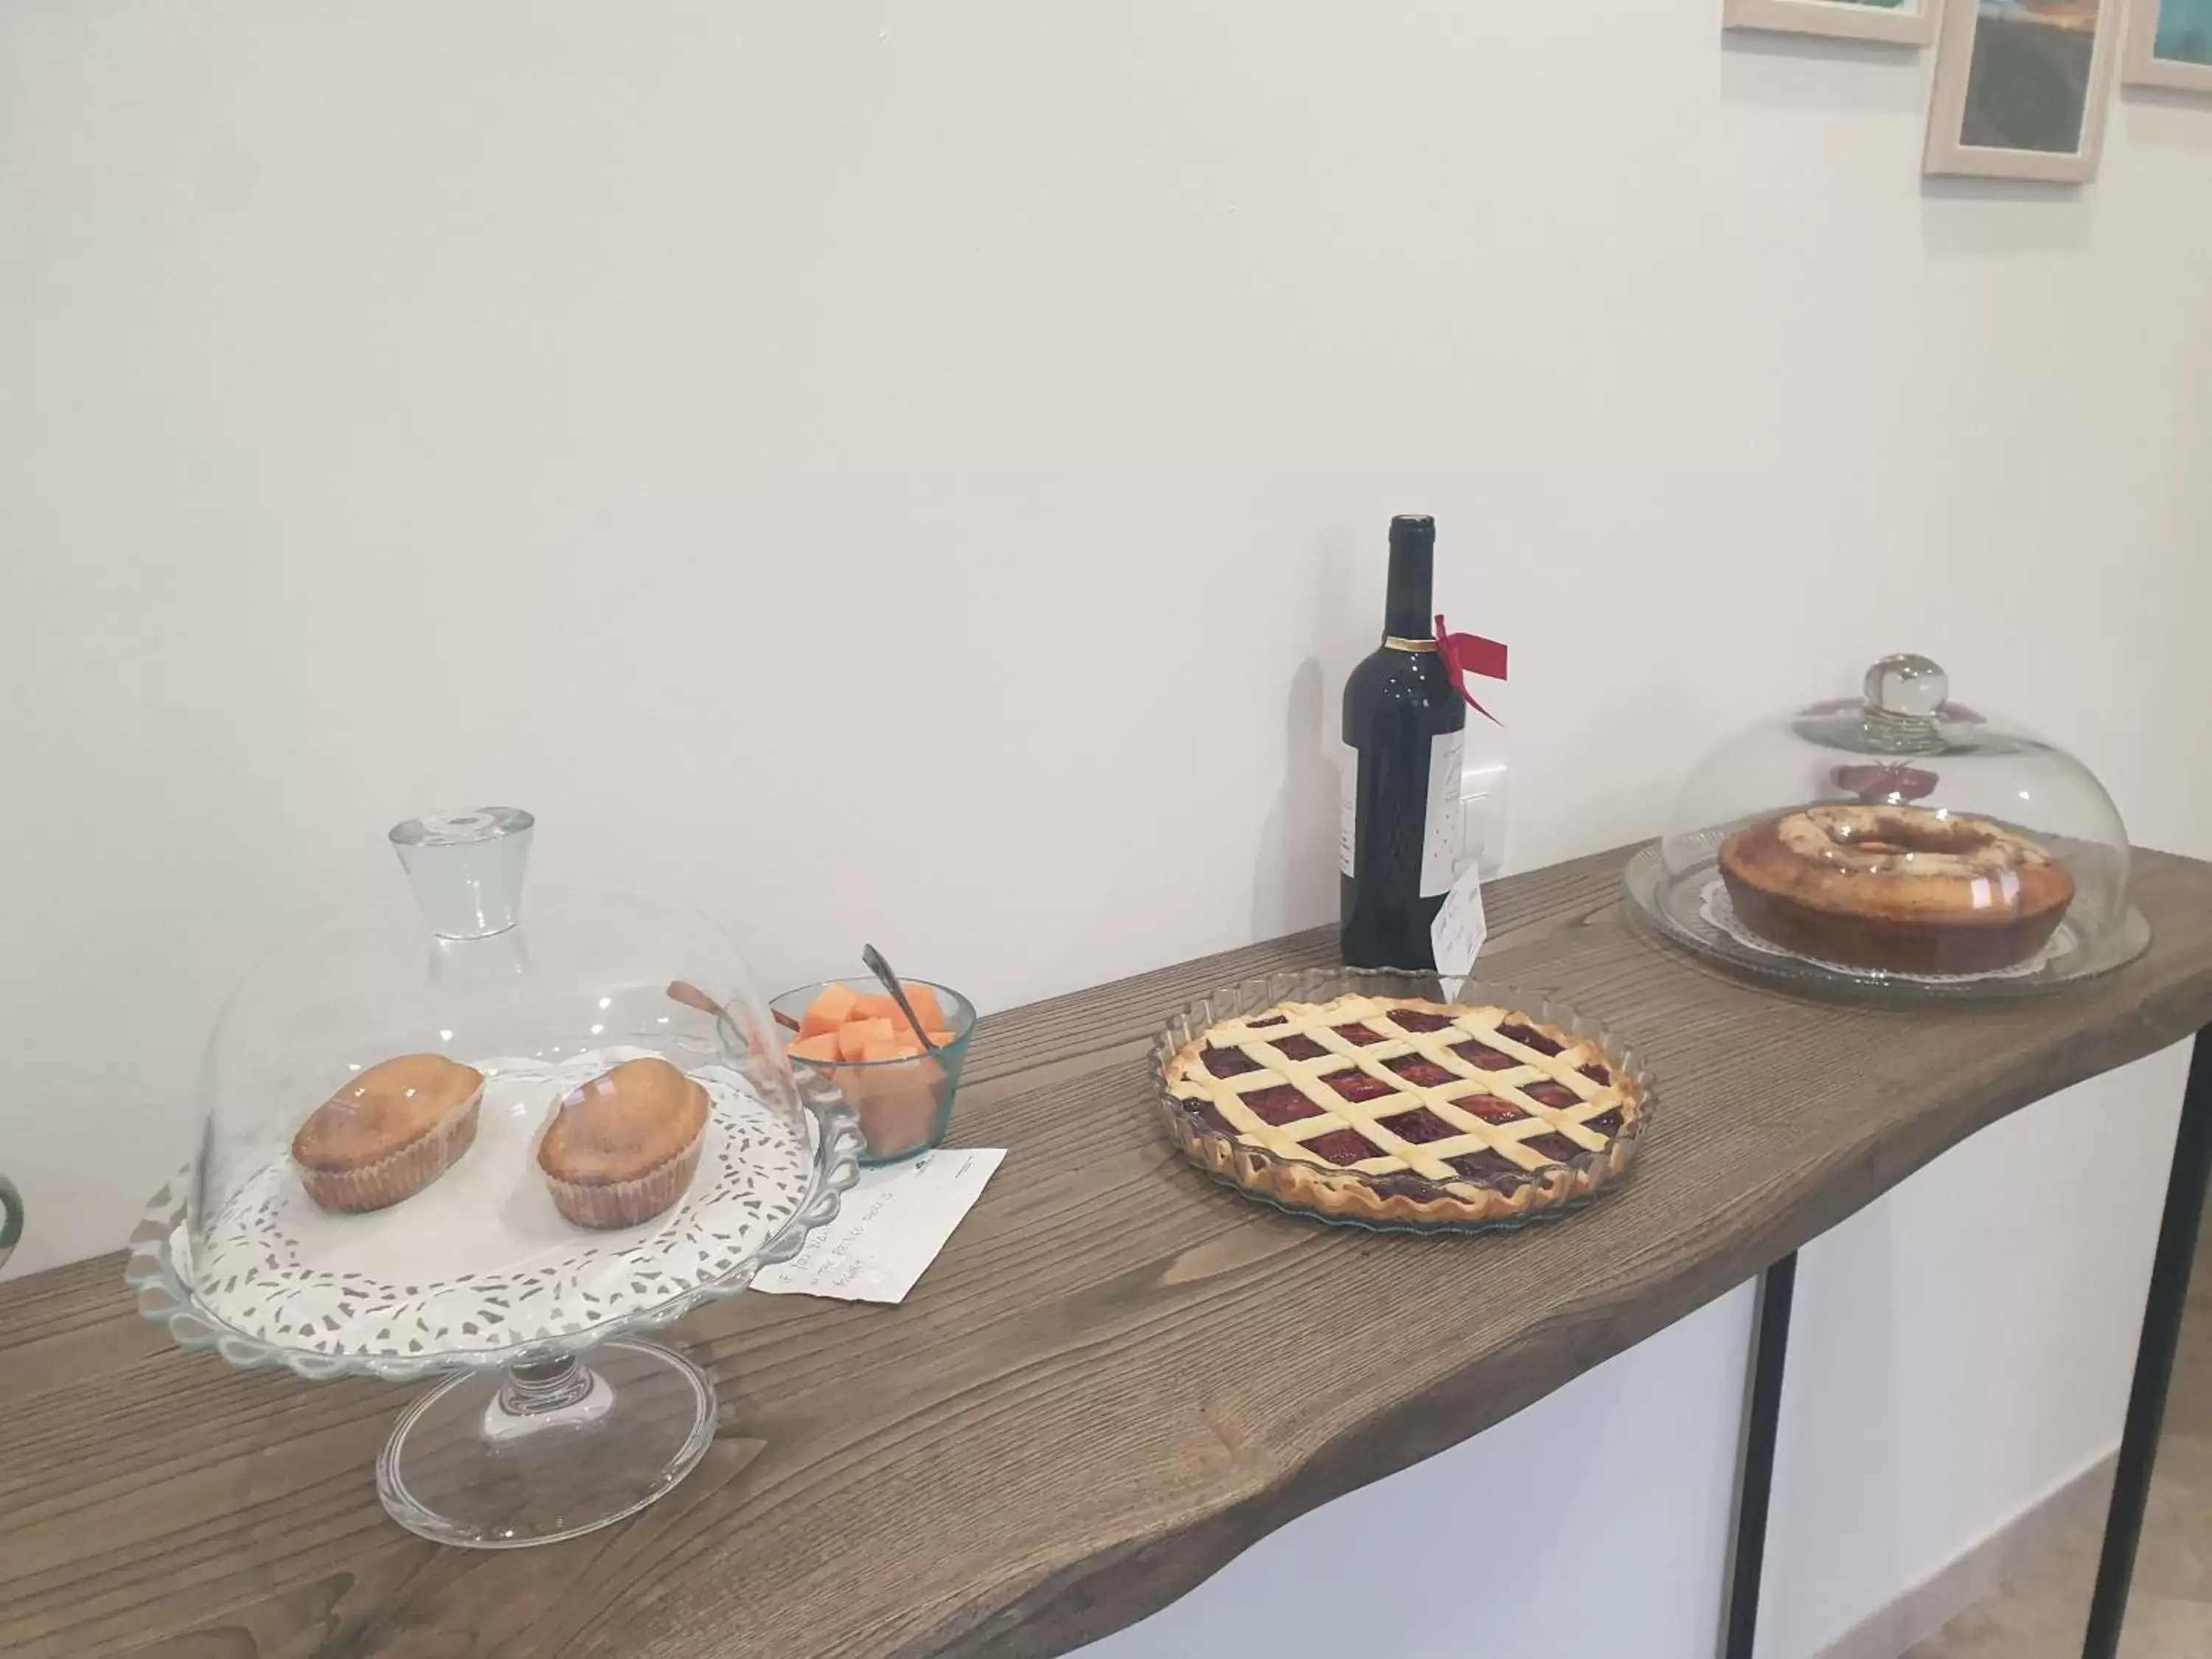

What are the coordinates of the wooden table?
(7, 844, 2211, 1659)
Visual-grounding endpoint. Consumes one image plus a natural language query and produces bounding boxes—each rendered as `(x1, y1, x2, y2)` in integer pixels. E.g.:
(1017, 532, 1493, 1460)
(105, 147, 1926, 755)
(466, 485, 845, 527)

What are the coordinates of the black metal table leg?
(2083, 1028, 2212, 1658)
(1724, 1251, 1798, 1659)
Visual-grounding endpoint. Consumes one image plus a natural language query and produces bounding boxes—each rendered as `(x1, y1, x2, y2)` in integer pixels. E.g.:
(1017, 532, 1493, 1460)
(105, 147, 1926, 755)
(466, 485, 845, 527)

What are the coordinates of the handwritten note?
(751, 1148, 1005, 1304)
(1430, 860, 1489, 1002)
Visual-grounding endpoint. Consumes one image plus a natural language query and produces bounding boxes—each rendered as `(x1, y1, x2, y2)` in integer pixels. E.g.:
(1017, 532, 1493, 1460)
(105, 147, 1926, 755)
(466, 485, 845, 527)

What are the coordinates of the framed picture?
(2124, 0, 2212, 91)
(1926, 1, 2121, 180)
(1723, 0, 1942, 45)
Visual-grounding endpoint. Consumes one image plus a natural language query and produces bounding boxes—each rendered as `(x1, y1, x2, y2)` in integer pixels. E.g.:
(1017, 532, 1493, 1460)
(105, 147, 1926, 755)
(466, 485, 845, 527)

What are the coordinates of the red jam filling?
(1450, 1040, 1517, 1071)
(1248, 1014, 1288, 1028)
(1333, 1023, 1387, 1046)
(1203, 1047, 1261, 1079)
(1455, 1093, 1529, 1124)
(1499, 1021, 1564, 1057)
(1391, 1010, 1456, 1033)
(1242, 1085, 1324, 1126)
(1272, 1033, 1329, 1061)
(1522, 1132, 1585, 1165)
(1447, 1149, 1528, 1184)
(1579, 1062, 1611, 1085)
(1385, 1055, 1456, 1088)
(1525, 1081, 1580, 1110)
(1192, 1099, 1234, 1135)
(1304, 1128, 1380, 1166)
(1323, 1069, 1395, 1104)
(1376, 1107, 1457, 1145)
(1582, 1108, 1625, 1138)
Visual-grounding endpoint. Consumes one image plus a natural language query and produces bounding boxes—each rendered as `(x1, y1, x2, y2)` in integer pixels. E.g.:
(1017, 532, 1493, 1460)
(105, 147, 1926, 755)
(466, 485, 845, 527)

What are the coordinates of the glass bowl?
(771, 978, 978, 1164)
(1152, 967, 1654, 1235)
(1629, 653, 2149, 999)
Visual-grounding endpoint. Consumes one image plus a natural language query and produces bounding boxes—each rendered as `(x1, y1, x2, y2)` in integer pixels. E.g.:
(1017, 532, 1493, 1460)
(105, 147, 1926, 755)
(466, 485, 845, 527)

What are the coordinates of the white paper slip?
(751, 1147, 1005, 1304)
(1430, 859, 1489, 1003)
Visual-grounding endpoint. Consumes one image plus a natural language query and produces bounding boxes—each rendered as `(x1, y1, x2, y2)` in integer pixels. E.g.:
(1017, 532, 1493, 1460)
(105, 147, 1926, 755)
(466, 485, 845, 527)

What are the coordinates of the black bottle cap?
(1391, 515, 1436, 549)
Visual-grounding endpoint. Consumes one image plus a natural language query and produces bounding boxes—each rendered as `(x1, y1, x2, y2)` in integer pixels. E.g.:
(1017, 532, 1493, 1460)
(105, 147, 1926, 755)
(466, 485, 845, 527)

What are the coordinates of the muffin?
(291, 1054, 484, 1214)
(536, 1056, 711, 1228)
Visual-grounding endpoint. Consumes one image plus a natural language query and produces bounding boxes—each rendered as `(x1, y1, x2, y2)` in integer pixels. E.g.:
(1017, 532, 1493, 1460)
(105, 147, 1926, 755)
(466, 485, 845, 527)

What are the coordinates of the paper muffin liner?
(294, 1088, 482, 1215)
(540, 1123, 706, 1229)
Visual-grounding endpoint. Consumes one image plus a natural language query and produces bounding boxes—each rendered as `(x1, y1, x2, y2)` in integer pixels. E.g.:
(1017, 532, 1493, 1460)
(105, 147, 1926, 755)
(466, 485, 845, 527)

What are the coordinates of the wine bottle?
(1340, 515, 1467, 969)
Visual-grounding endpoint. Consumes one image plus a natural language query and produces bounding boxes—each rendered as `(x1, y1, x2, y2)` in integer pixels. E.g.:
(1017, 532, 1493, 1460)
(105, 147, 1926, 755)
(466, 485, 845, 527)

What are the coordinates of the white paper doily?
(181, 1046, 813, 1360)
(1699, 878, 2079, 986)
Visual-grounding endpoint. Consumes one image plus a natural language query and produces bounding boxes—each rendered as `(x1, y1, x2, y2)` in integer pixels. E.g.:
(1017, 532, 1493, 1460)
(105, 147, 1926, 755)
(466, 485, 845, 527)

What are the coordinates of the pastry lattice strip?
(1173, 995, 1626, 1183)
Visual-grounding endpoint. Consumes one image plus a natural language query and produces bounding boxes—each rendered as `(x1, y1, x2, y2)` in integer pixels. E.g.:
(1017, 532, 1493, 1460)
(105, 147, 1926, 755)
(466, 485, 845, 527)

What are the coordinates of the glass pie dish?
(126, 807, 863, 1549)
(1152, 967, 1654, 1234)
(1626, 653, 2148, 999)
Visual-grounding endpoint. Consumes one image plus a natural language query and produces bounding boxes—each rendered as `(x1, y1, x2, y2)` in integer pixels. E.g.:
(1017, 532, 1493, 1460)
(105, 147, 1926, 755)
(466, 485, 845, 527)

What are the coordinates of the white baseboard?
(1811, 1452, 2118, 1659)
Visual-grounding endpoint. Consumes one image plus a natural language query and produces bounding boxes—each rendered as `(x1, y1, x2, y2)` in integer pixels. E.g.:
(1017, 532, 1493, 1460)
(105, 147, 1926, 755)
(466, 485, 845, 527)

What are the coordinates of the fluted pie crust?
(1161, 993, 1644, 1228)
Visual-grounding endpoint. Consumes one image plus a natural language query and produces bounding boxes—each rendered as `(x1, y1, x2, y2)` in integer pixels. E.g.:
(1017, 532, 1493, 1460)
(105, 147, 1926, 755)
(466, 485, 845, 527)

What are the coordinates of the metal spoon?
(667, 978, 804, 1032)
(860, 943, 939, 1054)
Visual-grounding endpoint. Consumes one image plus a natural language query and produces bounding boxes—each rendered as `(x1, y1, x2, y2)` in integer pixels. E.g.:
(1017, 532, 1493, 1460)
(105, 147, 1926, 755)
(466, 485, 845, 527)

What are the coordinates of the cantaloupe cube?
(847, 1046, 944, 1158)
(900, 983, 947, 1032)
(847, 992, 902, 1026)
(837, 1017, 895, 1062)
(788, 1032, 842, 1066)
(799, 983, 860, 1040)
(849, 990, 947, 1039)
(925, 1029, 956, 1050)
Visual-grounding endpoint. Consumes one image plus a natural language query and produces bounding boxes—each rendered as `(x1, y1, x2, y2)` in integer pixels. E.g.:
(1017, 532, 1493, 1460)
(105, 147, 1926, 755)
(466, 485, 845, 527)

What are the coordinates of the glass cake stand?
(126, 807, 865, 1548)
(125, 1111, 860, 1548)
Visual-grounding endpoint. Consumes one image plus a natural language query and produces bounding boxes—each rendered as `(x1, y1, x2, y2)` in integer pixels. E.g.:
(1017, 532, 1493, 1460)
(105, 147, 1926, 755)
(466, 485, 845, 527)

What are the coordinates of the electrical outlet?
(1461, 761, 1508, 881)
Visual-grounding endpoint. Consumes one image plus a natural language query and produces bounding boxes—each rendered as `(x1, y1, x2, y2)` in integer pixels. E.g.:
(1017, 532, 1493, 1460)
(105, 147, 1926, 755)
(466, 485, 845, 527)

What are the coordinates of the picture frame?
(1723, 0, 1942, 46)
(1926, 1, 2122, 181)
(2123, 0, 2212, 91)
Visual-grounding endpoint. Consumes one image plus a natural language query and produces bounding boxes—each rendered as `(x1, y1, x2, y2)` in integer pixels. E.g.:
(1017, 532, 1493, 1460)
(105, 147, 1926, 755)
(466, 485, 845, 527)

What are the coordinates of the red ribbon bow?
(1434, 614, 1508, 724)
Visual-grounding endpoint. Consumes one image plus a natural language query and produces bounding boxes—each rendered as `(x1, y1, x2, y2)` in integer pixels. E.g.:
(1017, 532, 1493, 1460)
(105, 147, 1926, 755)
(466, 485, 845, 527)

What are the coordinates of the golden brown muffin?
(291, 1054, 484, 1214)
(1719, 804, 2075, 973)
(536, 1056, 710, 1228)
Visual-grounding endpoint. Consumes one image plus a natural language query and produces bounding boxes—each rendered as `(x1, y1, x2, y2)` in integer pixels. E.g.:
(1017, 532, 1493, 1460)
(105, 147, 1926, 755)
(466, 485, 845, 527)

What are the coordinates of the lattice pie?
(1161, 992, 1645, 1228)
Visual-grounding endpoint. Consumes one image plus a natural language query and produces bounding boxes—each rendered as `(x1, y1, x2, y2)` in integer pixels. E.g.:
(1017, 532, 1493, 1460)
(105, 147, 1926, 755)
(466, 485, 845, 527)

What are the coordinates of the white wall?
(4, 5, 2208, 1656)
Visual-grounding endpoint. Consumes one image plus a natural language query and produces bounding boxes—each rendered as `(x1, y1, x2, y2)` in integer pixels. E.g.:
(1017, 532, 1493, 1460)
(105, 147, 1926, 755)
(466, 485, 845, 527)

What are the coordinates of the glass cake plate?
(127, 806, 864, 1548)
(1152, 966, 1655, 1235)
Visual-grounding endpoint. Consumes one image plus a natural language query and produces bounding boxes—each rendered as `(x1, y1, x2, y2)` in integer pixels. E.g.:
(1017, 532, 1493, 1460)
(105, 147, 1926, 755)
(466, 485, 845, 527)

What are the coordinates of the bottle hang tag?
(1430, 859, 1489, 1003)
(1434, 613, 1509, 725)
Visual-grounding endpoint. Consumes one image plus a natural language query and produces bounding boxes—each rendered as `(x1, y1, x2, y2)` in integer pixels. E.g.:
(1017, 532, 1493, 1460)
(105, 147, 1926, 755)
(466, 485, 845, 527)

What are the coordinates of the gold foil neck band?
(1383, 636, 1439, 653)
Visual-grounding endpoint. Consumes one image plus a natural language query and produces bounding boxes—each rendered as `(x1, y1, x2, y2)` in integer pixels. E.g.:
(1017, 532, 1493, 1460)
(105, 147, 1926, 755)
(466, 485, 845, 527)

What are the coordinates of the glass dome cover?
(1626, 655, 2148, 996)
(181, 806, 827, 1363)
(136, 806, 861, 1549)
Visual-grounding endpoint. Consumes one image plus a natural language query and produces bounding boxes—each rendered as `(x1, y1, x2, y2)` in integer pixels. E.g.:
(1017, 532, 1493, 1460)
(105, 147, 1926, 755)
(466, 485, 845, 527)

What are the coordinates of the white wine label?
(1420, 726, 1467, 897)
(1430, 858, 1489, 1001)
(1338, 742, 1359, 877)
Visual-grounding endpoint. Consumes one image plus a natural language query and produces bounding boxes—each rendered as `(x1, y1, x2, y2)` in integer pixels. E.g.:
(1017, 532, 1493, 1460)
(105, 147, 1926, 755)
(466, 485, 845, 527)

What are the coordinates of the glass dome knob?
(389, 807, 535, 940)
(1865, 654, 1950, 720)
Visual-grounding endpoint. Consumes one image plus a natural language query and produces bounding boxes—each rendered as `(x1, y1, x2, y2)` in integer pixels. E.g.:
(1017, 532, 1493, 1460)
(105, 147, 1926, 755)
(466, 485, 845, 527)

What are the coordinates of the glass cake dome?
(133, 807, 862, 1548)
(1624, 655, 2147, 998)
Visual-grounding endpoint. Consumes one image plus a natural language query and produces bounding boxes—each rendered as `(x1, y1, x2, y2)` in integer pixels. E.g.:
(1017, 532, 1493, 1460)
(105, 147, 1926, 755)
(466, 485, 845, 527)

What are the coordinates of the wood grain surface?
(7, 844, 2212, 1659)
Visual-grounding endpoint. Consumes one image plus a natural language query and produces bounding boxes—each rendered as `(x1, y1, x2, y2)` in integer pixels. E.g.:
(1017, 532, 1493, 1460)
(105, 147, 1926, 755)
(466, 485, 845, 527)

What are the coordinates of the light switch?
(1461, 761, 1508, 881)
